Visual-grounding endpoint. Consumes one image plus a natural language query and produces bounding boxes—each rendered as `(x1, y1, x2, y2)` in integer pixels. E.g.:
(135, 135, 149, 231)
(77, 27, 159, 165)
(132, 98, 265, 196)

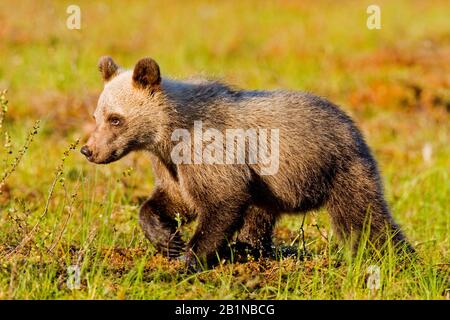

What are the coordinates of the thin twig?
(312, 223, 329, 242)
(299, 213, 307, 253)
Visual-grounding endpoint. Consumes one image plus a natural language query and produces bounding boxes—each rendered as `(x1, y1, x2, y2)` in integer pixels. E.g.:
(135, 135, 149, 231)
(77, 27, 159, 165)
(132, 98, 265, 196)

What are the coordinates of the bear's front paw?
(158, 232, 186, 259)
(180, 251, 203, 273)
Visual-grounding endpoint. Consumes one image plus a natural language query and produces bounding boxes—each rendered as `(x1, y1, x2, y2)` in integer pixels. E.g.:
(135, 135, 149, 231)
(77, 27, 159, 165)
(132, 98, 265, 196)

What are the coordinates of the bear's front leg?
(235, 206, 277, 258)
(139, 187, 188, 258)
(178, 165, 252, 271)
(184, 202, 247, 271)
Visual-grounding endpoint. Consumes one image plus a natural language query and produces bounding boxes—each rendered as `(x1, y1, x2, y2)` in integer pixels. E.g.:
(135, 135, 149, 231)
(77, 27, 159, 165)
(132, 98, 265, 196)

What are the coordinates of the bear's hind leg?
(326, 161, 412, 253)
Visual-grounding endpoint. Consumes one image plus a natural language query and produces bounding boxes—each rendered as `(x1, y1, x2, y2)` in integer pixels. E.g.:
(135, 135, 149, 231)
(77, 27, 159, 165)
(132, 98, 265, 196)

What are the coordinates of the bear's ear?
(98, 56, 120, 82)
(132, 57, 161, 92)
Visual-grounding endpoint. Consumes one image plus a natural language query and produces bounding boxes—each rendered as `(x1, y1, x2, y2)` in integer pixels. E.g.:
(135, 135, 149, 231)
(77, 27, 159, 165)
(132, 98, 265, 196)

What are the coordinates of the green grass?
(0, 0, 449, 299)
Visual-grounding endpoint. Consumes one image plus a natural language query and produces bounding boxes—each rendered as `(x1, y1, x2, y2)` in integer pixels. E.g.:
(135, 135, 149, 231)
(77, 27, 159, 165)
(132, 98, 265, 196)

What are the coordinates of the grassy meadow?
(0, 0, 448, 299)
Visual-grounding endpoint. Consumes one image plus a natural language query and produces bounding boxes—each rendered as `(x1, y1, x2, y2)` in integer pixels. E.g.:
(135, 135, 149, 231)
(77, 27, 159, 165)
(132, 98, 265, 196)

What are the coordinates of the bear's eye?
(109, 117, 121, 126)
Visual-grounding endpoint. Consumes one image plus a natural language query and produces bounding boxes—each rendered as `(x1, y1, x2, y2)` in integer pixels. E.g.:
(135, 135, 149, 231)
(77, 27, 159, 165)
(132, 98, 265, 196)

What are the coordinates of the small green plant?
(0, 90, 40, 190)
(0, 90, 8, 130)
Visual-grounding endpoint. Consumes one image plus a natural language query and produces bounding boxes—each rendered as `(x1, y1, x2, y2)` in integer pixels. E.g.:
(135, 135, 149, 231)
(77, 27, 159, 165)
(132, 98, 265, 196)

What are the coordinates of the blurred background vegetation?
(0, 0, 448, 299)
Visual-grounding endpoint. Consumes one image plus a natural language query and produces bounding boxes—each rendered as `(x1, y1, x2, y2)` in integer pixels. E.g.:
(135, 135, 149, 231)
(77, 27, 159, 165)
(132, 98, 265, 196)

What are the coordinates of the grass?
(0, 0, 449, 299)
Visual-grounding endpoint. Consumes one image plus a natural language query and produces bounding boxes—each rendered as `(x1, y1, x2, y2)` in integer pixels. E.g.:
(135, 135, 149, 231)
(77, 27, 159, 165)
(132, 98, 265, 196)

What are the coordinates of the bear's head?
(81, 56, 168, 164)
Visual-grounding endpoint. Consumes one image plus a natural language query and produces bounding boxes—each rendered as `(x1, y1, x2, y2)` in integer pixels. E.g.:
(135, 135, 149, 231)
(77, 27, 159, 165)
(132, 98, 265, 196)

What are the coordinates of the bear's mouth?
(96, 150, 120, 164)
(89, 141, 139, 164)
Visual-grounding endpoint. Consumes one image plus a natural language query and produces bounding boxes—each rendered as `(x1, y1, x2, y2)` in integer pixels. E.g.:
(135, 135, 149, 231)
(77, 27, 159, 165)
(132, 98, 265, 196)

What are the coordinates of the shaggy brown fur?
(82, 56, 413, 270)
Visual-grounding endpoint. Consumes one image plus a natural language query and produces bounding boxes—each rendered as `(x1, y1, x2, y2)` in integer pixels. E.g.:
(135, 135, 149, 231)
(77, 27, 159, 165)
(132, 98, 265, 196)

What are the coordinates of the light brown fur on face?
(83, 57, 166, 164)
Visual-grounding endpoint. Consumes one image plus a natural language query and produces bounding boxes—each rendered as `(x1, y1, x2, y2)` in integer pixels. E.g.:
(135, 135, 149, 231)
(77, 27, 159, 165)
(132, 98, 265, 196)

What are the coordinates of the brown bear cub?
(81, 56, 412, 269)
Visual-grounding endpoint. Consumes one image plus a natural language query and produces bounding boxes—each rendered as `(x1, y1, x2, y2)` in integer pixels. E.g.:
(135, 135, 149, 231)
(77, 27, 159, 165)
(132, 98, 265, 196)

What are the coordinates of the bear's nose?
(80, 145, 93, 158)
